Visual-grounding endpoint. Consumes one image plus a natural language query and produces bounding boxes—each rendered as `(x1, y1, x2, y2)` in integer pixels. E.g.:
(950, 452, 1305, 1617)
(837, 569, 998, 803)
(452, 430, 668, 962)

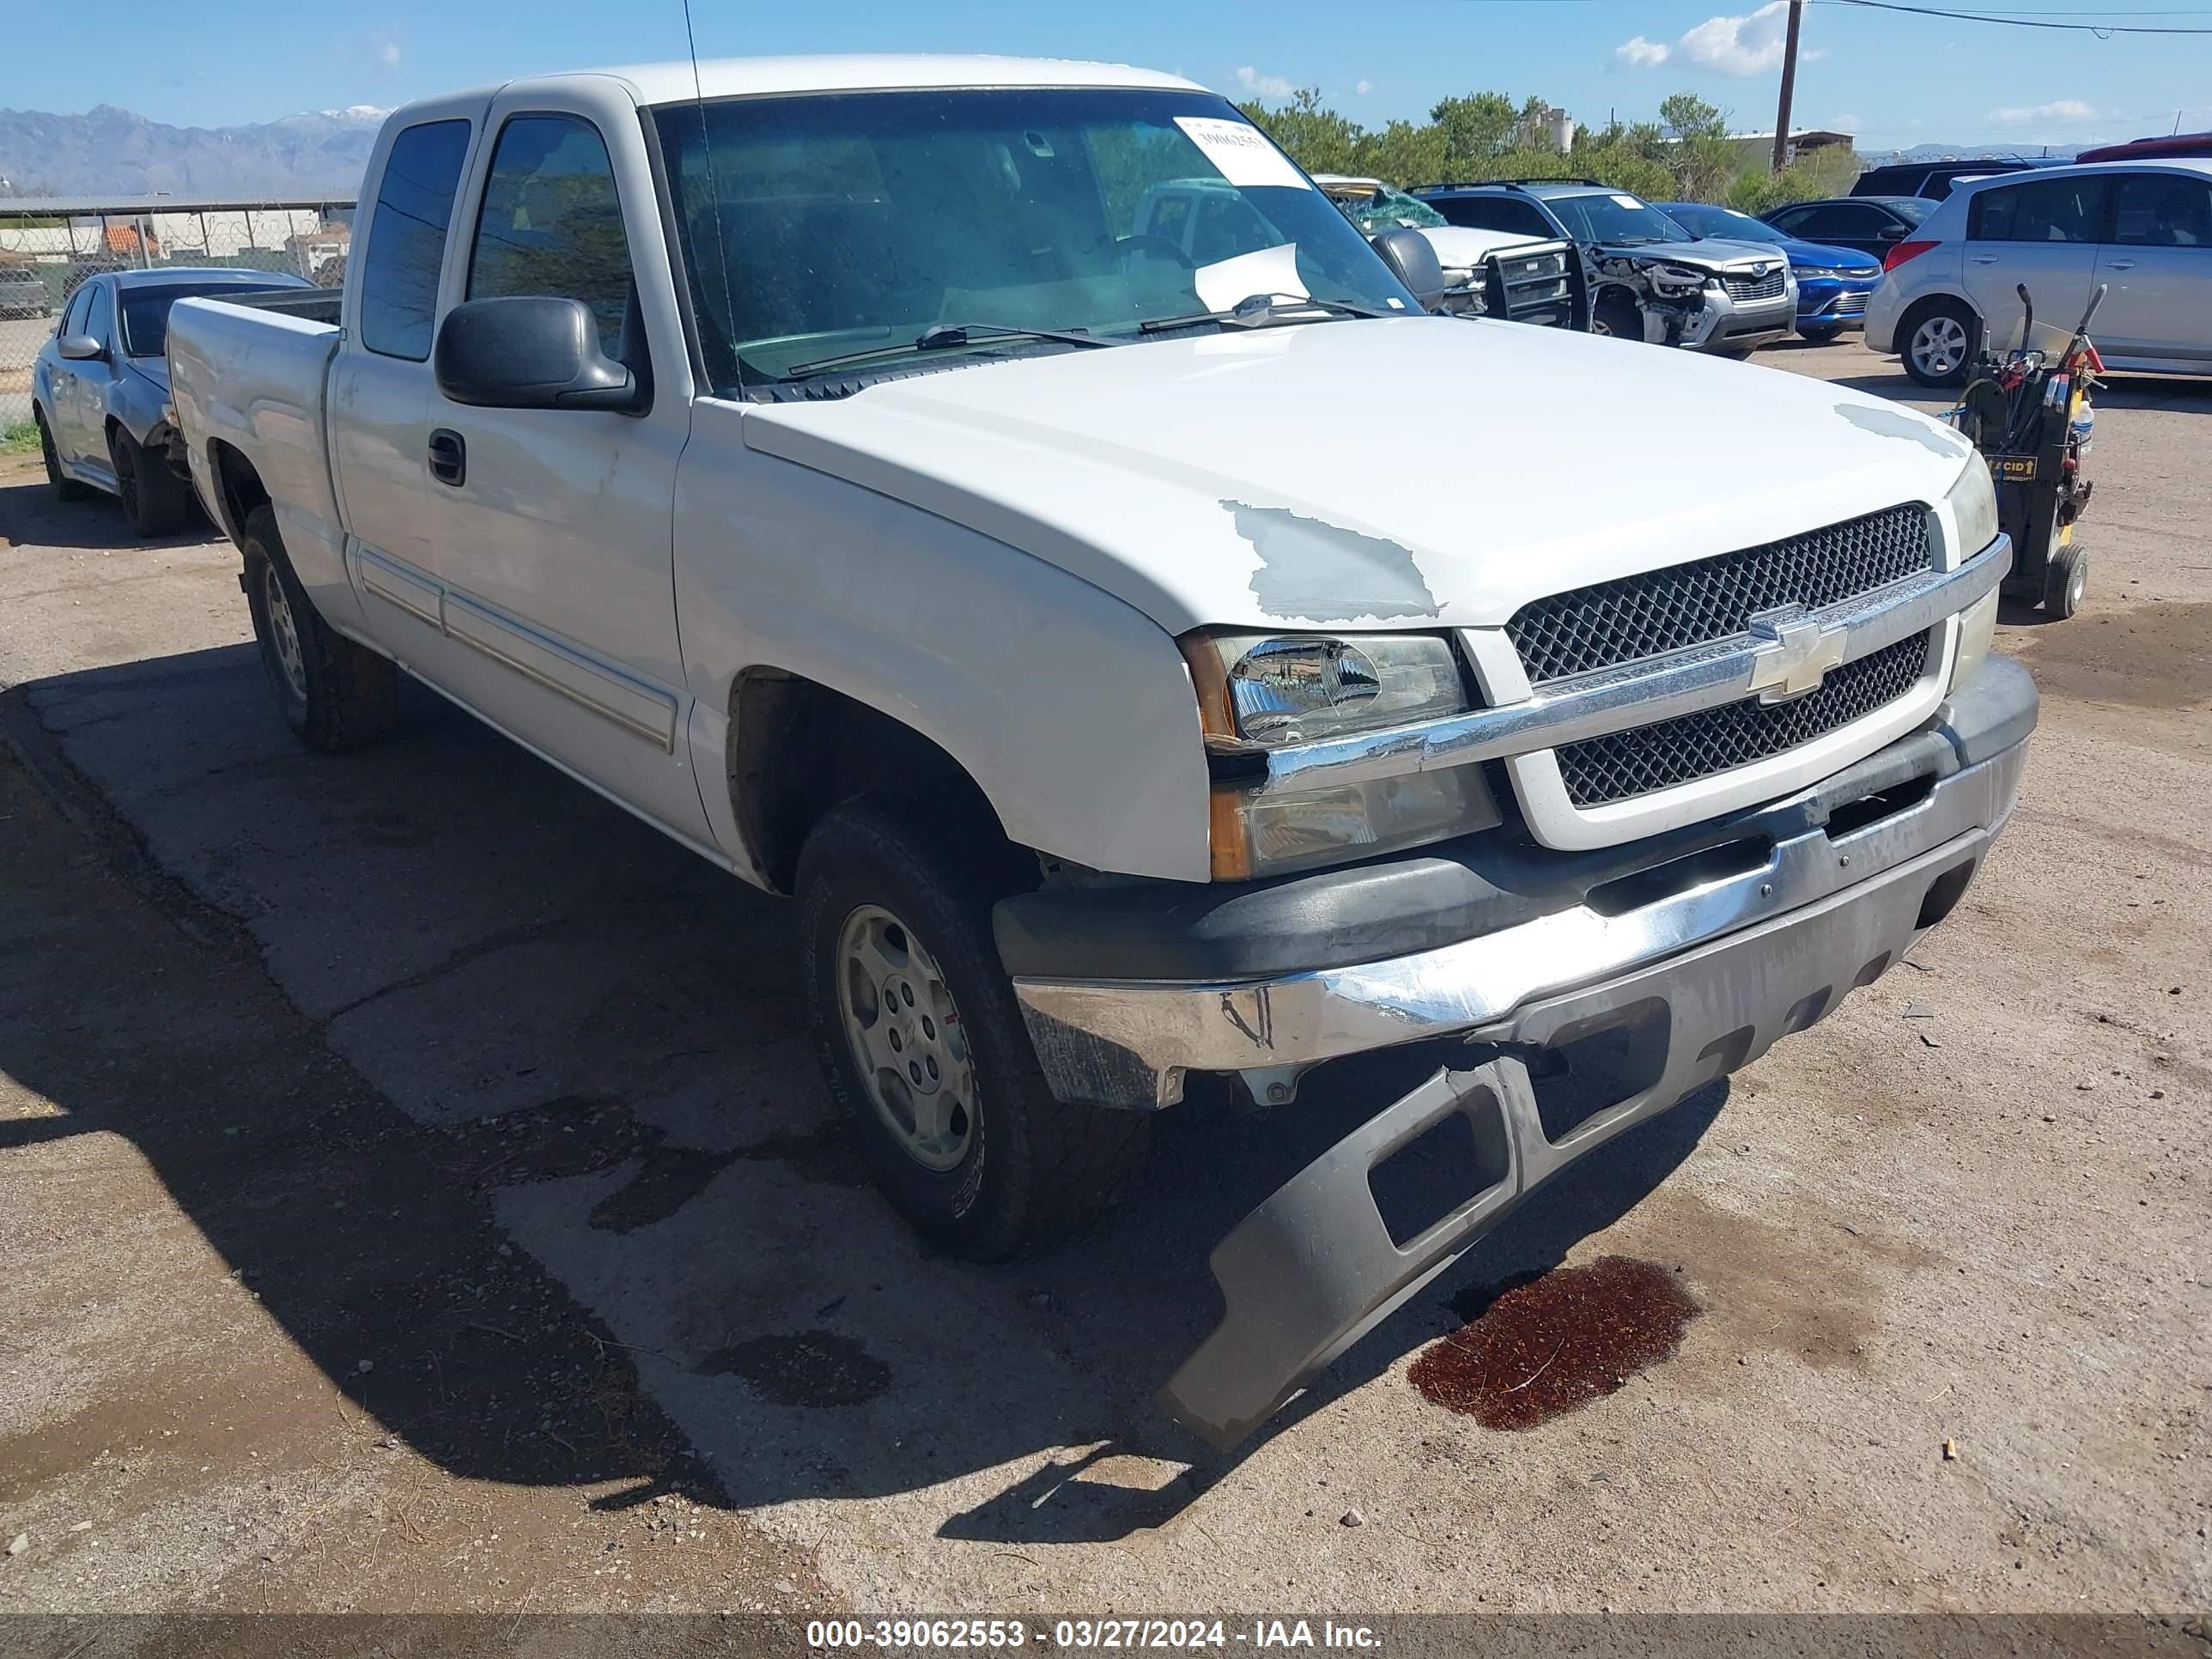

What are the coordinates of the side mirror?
(434, 295, 643, 414)
(1368, 228, 1449, 314)
(58, 333, 105, 362)
(1876, 225, 1908, 242)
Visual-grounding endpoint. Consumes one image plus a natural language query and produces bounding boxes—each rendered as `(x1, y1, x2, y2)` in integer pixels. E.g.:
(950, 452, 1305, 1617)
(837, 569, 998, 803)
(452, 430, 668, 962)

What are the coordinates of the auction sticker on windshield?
(1175, 117, 1312, 190)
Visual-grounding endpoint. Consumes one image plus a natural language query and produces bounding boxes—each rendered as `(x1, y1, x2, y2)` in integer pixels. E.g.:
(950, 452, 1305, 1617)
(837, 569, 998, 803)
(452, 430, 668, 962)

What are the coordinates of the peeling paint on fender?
(1834, 400, 1970, 458)
(1224, 500, 1440, 623)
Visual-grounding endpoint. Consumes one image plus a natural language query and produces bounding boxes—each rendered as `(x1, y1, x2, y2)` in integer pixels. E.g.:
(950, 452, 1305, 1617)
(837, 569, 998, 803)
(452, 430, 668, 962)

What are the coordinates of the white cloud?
(1677, 1, 1795, 76)
(1990, 99, 2097, 125)
(1234, 65, 1297, 100)
(1613, 35, 1671, 68)
(1829, 112, 1863, 134)
(1355, 78, 1374, 96)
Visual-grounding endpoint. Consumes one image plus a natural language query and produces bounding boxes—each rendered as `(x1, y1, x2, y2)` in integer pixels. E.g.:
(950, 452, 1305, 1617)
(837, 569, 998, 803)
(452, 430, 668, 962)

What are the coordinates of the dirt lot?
(1, 338, 2207, 1633)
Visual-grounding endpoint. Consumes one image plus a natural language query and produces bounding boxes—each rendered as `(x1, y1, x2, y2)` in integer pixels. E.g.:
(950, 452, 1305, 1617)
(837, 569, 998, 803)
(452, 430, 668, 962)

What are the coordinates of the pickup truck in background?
(1309, 174, 1585, 328)
(167, 55, 2033, 1449)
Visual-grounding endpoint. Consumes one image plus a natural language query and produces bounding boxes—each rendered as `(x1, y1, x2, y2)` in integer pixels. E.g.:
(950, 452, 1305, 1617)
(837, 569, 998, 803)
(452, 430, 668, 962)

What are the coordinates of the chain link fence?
(3, 201, 351, 434)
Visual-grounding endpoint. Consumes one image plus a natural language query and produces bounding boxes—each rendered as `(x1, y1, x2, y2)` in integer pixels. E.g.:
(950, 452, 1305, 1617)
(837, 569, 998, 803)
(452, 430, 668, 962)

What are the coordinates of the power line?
(1821, 0, 2212, 31)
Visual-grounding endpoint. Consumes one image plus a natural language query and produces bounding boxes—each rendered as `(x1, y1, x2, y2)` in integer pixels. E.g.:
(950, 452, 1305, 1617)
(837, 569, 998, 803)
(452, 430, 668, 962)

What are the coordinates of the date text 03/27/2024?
(806, 1620, 1382, 1650)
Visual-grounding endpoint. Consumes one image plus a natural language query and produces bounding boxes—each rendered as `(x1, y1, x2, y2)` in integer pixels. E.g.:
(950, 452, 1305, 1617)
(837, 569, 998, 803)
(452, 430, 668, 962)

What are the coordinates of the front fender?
(675, 400, 1214, 884)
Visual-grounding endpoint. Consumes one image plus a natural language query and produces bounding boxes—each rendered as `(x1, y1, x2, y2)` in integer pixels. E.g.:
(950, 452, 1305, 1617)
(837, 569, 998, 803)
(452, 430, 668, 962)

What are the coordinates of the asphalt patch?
(694, 1330, 893, 1407)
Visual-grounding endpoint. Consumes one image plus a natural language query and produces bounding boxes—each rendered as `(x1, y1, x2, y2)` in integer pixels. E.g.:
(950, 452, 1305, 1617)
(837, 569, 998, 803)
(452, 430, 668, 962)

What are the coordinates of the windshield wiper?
(1136, 292, 1395, 335)
(785, 322, 1113, 379)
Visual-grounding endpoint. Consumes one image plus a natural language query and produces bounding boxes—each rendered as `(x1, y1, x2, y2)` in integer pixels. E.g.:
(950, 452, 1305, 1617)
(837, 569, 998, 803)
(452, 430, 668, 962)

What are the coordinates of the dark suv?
(1413, 180, 1796, 355)
(1850, 158, 2041, 201)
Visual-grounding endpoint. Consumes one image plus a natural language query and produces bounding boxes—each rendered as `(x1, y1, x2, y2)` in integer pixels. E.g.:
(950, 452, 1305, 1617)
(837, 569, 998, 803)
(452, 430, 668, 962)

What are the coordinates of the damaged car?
(1311, 173, 1585, 327)
(1416, 179, 1797, 356)
(168, 57, 2030, 1451)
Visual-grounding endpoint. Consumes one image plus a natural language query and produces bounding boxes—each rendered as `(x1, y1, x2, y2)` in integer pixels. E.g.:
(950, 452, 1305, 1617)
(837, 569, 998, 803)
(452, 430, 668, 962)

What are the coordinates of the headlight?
(1949, 586, 1999, 690)
(1796, 265, 1839, 280)
(1946, 451, 2000, 558)
(1644, 263, 1708, 295)
(1189, 633, 1467, 747)
(1182, 631, 1497, 878)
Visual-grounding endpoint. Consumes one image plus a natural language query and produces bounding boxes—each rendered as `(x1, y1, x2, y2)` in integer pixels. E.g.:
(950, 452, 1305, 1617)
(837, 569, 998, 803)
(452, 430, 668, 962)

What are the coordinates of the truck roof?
(501, 54, 1202, 112)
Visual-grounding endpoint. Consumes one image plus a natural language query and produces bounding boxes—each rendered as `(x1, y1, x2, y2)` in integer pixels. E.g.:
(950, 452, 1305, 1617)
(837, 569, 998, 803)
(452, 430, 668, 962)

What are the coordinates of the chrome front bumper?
(1015, 727, 2026, 1112)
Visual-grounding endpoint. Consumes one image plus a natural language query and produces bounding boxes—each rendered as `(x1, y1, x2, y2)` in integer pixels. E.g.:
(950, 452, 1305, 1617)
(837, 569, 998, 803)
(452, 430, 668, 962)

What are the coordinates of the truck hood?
(739, 316, 1977, 635)
(1413, 223, 1544, 273)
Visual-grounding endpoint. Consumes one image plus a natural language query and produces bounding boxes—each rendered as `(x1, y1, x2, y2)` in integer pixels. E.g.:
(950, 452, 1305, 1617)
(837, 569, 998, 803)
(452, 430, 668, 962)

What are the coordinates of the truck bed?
(167, 294, 351, 624)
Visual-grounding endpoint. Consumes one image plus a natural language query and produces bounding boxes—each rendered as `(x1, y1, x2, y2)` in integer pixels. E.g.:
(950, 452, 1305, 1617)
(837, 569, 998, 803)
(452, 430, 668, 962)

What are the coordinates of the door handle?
(1968, 255, 1999, 264)
(428, 428, 465, 487)
(2105, 258, 2137, 270)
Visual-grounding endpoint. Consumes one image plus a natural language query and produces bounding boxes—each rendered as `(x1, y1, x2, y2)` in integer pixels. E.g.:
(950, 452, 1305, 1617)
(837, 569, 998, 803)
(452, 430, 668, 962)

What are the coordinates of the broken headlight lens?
(1182, 632, 1489, 878)
(1184, 632, 1468, 747)
(1946, 450, 2000, 557)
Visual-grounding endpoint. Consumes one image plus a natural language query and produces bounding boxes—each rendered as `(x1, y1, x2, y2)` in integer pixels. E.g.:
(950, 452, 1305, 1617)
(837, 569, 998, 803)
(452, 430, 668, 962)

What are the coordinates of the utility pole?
(1771, 0, 1806, 173)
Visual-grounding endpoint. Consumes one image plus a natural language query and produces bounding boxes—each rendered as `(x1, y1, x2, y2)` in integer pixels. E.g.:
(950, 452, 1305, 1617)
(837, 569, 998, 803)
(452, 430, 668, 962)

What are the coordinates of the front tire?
(240, 506, 398, 752)
(1798, 325, 1843, 343)
(797, 799, 1149, 1261)
(109, 427, 191, 537)
(38, 410, 91, 502)
(1589, 292, 1643, 343)
(1901, 299, 1976, 388)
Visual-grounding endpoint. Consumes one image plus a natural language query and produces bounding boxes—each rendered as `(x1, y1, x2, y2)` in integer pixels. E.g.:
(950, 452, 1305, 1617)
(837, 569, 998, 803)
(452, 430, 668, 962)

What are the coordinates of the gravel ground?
(0, 337, 2206, 1627)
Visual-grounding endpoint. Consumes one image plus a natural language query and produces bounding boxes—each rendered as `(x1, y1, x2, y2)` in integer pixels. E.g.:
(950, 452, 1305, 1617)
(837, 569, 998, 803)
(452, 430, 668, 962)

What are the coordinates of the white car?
(1868, 157, 2212, 386)
(167, 54, 2029, 1449)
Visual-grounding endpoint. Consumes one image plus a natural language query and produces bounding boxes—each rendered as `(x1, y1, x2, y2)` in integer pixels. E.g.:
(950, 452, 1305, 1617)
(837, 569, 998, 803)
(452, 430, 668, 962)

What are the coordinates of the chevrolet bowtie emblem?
(1746, 607, 1848, 703)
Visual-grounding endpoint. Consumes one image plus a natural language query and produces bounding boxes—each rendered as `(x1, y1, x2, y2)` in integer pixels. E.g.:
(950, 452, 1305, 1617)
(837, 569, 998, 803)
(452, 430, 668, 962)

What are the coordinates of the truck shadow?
(0, 474, 219, 553)
(0, 641, 1725, 1546)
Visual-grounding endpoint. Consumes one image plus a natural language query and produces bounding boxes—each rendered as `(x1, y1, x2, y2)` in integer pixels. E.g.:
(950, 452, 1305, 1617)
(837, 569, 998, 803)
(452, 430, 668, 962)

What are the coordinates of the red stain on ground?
(1408, 1255, 1701, 1430)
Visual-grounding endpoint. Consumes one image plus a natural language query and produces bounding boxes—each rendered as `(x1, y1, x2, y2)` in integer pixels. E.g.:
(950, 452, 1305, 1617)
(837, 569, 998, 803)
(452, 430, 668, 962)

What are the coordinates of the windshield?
(653, 87, 1417, 391)
(1541, 191, 1689, 246)
(118, 281, 298, 358)
(1334, 185, 1448, 234)
(1885, 198, 1934, 226)
(1663, 203, 1778, 244)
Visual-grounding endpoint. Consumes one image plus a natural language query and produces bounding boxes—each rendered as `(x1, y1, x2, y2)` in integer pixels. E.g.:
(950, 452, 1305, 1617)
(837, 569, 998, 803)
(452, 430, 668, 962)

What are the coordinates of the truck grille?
(1553, 631, 1934, 807)
(1492, 244, 1575, 325)
(1722, 267, 1787, 302)
(1505, 505, 1930, 684)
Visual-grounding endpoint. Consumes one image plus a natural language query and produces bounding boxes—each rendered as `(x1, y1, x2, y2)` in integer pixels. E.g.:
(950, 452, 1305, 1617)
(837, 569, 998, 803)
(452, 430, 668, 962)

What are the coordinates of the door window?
(61, 283, 94, 337)
(1967, 176, 2110, 244)
(2112, 173, 2212, 246)
(1778, 204, 1878, 241)
(466, 113, 638, 359)
(359, 118, 473, 360)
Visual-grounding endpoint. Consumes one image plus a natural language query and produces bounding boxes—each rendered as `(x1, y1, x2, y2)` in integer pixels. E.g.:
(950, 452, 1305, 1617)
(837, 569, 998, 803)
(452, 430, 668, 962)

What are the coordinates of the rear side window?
(1432, 196, 1552, 237)
(359, 118, 473, 360)
(2111, 173, 2212, 246)
(1968, 176, 2110, 244)
(467, 113, 636, 358)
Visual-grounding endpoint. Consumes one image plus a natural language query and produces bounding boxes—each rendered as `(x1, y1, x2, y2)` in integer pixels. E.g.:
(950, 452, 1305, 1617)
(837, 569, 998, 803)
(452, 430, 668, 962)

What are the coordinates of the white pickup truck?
(166, 54, 2033, 1449)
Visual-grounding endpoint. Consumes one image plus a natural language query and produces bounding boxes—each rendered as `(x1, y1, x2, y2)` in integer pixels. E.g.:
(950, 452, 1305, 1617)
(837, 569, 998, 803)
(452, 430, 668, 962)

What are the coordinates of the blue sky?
(5, 0, 2207, 150)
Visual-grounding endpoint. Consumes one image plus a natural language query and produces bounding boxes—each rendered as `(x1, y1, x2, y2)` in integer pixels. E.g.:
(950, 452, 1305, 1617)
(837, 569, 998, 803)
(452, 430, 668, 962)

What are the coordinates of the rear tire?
(797, 798, 1150, 1261)
(109, 427, 191, 537)
(38, 409, 91, 502)
(2043, 542, 2087, 619)
(240, 505, 398, 752)
(1900, 299, 1976, 388)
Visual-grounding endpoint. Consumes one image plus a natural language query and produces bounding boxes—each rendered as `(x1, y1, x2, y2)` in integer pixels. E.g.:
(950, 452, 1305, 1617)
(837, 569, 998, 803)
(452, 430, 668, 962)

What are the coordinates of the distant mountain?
(1858, 141, 2087, 166)
(0, 104, 386, 201)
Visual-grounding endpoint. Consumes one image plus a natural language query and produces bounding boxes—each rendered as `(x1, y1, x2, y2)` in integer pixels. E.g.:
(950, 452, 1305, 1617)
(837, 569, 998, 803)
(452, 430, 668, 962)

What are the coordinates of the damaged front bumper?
(1003, 658, 2034, 1446)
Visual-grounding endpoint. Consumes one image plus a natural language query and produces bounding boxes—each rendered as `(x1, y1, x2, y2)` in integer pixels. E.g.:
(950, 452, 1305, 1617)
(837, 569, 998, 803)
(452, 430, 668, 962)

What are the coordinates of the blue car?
(1656, 202, 1883, 342)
